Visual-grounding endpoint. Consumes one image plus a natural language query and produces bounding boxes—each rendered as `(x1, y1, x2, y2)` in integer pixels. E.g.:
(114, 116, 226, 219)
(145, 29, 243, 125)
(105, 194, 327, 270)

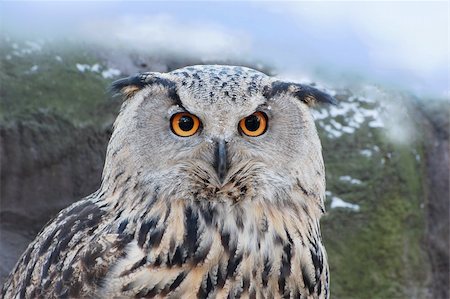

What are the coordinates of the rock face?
(415, 100, 449, 299)
(0, 114, 111, 283)
(0, 37, 448, 298)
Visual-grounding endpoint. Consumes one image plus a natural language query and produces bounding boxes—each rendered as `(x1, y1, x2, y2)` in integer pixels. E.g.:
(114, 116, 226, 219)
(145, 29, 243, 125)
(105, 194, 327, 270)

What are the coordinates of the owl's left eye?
(239, 111, 268, 137)
(171, 112, 201, 137)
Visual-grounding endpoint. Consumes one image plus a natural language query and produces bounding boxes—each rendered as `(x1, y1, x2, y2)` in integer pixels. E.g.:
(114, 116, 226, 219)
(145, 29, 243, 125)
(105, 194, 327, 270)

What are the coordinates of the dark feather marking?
(135, 285, 159, 298)
(22, 246, 33, 265)
(285, 227, 293, 244)
(280, 243, 292, 277)
(184, 206, 199, 256)
(19, 261, 36, 298)
(193, 237, 213, 264)
(278, 277, 286, 298)
(200, 203, 217, 225)
(38, 228, 58, 255)
(279, 243, 292, 296)
(221, 231, 231, 252)
(196, 274, 210, 298)
(242, 276, 250, 293)
(261, 214, 268, 232)
(114, 210, 123, 220)
(137, 218, 158, 247)
(296, 178, 310, 196)
(154, 255, 162, 267)
(118, 219, 129, 233)
(317, 278, 322, 296)
(262, 257, 272, 287)
(120, 257, 147, 277)
(148, 228, 165, 248)
(226, 252, 243, 279)
(168, 246, 185, 267)
(114, 170, 125, 181)
(168, 271, 187, 292)
(301, 264, 315, 294)
(216, 261, 228, 288)
(41, 249, 58, 278)
(310, 243, 324, 282)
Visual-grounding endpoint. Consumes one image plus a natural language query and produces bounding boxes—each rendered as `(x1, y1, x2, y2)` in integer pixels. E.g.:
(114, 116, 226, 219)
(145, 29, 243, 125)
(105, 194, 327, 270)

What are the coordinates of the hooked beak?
(214, 139, 228, 185)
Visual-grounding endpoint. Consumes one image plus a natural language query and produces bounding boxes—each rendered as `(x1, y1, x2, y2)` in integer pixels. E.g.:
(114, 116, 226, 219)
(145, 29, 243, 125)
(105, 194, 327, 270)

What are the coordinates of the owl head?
(104, 65, 334, 210)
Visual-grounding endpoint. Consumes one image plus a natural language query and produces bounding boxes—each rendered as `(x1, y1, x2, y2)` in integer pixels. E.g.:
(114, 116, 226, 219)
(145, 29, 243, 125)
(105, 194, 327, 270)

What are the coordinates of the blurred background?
(0, 1, 448, 298)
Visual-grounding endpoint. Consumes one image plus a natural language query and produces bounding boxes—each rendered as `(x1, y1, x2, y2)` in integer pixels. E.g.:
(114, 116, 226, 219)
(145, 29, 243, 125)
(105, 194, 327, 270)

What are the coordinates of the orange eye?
(239, 111, 268, 137)
(171, 112, 201, 137)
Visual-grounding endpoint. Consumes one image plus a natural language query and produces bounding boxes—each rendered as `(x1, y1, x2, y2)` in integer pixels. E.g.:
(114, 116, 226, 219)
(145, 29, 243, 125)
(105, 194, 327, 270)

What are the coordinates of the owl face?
(107, 65, 334, 203)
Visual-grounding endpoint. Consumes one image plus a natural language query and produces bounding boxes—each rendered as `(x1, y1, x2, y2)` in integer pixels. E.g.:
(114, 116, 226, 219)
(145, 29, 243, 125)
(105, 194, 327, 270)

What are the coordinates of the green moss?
(0, 37, 119, 126)
(320, 112, 428, 298)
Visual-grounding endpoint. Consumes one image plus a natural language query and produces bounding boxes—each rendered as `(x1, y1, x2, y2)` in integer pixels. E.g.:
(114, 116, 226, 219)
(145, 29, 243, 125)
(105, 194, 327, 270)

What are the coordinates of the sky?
(1, 1, 449, 99)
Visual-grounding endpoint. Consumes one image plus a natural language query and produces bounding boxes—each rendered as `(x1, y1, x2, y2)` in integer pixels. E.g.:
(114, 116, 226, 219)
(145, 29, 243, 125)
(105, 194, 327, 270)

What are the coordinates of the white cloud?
(80, 15, 251, 61)
(262, 1, 449, 98)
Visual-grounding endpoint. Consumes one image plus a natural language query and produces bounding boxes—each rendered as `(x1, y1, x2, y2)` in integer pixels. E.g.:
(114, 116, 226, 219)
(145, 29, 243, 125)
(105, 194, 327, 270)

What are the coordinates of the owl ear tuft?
(110, 74, 149, 99)
(265, 81, 337, 106)
(111, 72, 173, 98)
(110, 73, 180, 100)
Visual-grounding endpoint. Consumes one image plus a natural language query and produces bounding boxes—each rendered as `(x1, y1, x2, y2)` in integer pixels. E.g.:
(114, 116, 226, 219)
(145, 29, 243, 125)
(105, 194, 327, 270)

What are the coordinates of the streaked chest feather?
(101, 197, 328, 298)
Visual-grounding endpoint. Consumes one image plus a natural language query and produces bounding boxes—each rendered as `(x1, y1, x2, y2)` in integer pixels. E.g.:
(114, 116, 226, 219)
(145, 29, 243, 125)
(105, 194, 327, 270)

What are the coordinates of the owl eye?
(171, 112, 201, 137)
(239, 111, 268, 137)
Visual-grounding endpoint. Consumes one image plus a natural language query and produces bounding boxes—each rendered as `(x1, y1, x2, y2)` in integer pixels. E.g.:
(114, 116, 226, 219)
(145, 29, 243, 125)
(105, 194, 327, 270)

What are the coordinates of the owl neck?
(99, 166, 325, 250)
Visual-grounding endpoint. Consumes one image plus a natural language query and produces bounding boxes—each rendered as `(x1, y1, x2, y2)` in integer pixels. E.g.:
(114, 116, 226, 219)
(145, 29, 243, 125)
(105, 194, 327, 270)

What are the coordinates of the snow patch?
(102, 68, 121, 79)
(313, 94, 385, 139)
(330, 196, 360, 211)
(339, 175, 362, 185)
(76, 63, 121, 79)
(90, 63, 101, 72)
(76, 63, 91, 72)
(360, 149, 373, 157)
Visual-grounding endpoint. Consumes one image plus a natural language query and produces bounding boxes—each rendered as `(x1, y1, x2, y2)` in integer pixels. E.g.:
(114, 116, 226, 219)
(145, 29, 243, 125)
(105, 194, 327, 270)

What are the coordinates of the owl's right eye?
(171, 112, 201, 137)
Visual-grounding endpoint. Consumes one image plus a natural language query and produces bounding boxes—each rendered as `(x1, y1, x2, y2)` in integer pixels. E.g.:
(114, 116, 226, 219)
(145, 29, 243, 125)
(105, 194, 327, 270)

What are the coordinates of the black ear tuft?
(110, 72, 181, 102)
(110, 73, 149, 99)
(266, 81, 337, 106)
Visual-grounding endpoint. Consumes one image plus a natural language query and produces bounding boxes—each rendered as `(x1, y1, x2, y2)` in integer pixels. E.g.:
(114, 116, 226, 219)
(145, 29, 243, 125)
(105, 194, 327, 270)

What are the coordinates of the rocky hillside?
(0, 37, 448, 298)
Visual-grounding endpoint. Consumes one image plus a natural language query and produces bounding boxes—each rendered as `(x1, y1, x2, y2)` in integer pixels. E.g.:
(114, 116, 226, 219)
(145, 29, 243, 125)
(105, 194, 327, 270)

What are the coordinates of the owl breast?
(101, 190, 328, 299)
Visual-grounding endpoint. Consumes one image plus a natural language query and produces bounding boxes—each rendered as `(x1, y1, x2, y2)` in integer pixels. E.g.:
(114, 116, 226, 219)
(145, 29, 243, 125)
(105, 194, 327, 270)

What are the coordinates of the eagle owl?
(2, 65, 334, 298)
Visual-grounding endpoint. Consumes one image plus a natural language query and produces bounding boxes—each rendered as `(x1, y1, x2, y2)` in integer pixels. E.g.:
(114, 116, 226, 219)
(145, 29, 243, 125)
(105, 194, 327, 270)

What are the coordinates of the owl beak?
(214, 139, 228, 185)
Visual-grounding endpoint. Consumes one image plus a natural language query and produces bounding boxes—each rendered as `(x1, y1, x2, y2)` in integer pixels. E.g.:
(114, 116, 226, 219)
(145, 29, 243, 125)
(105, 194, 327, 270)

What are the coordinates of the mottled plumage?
(2, 65, 334, 298)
